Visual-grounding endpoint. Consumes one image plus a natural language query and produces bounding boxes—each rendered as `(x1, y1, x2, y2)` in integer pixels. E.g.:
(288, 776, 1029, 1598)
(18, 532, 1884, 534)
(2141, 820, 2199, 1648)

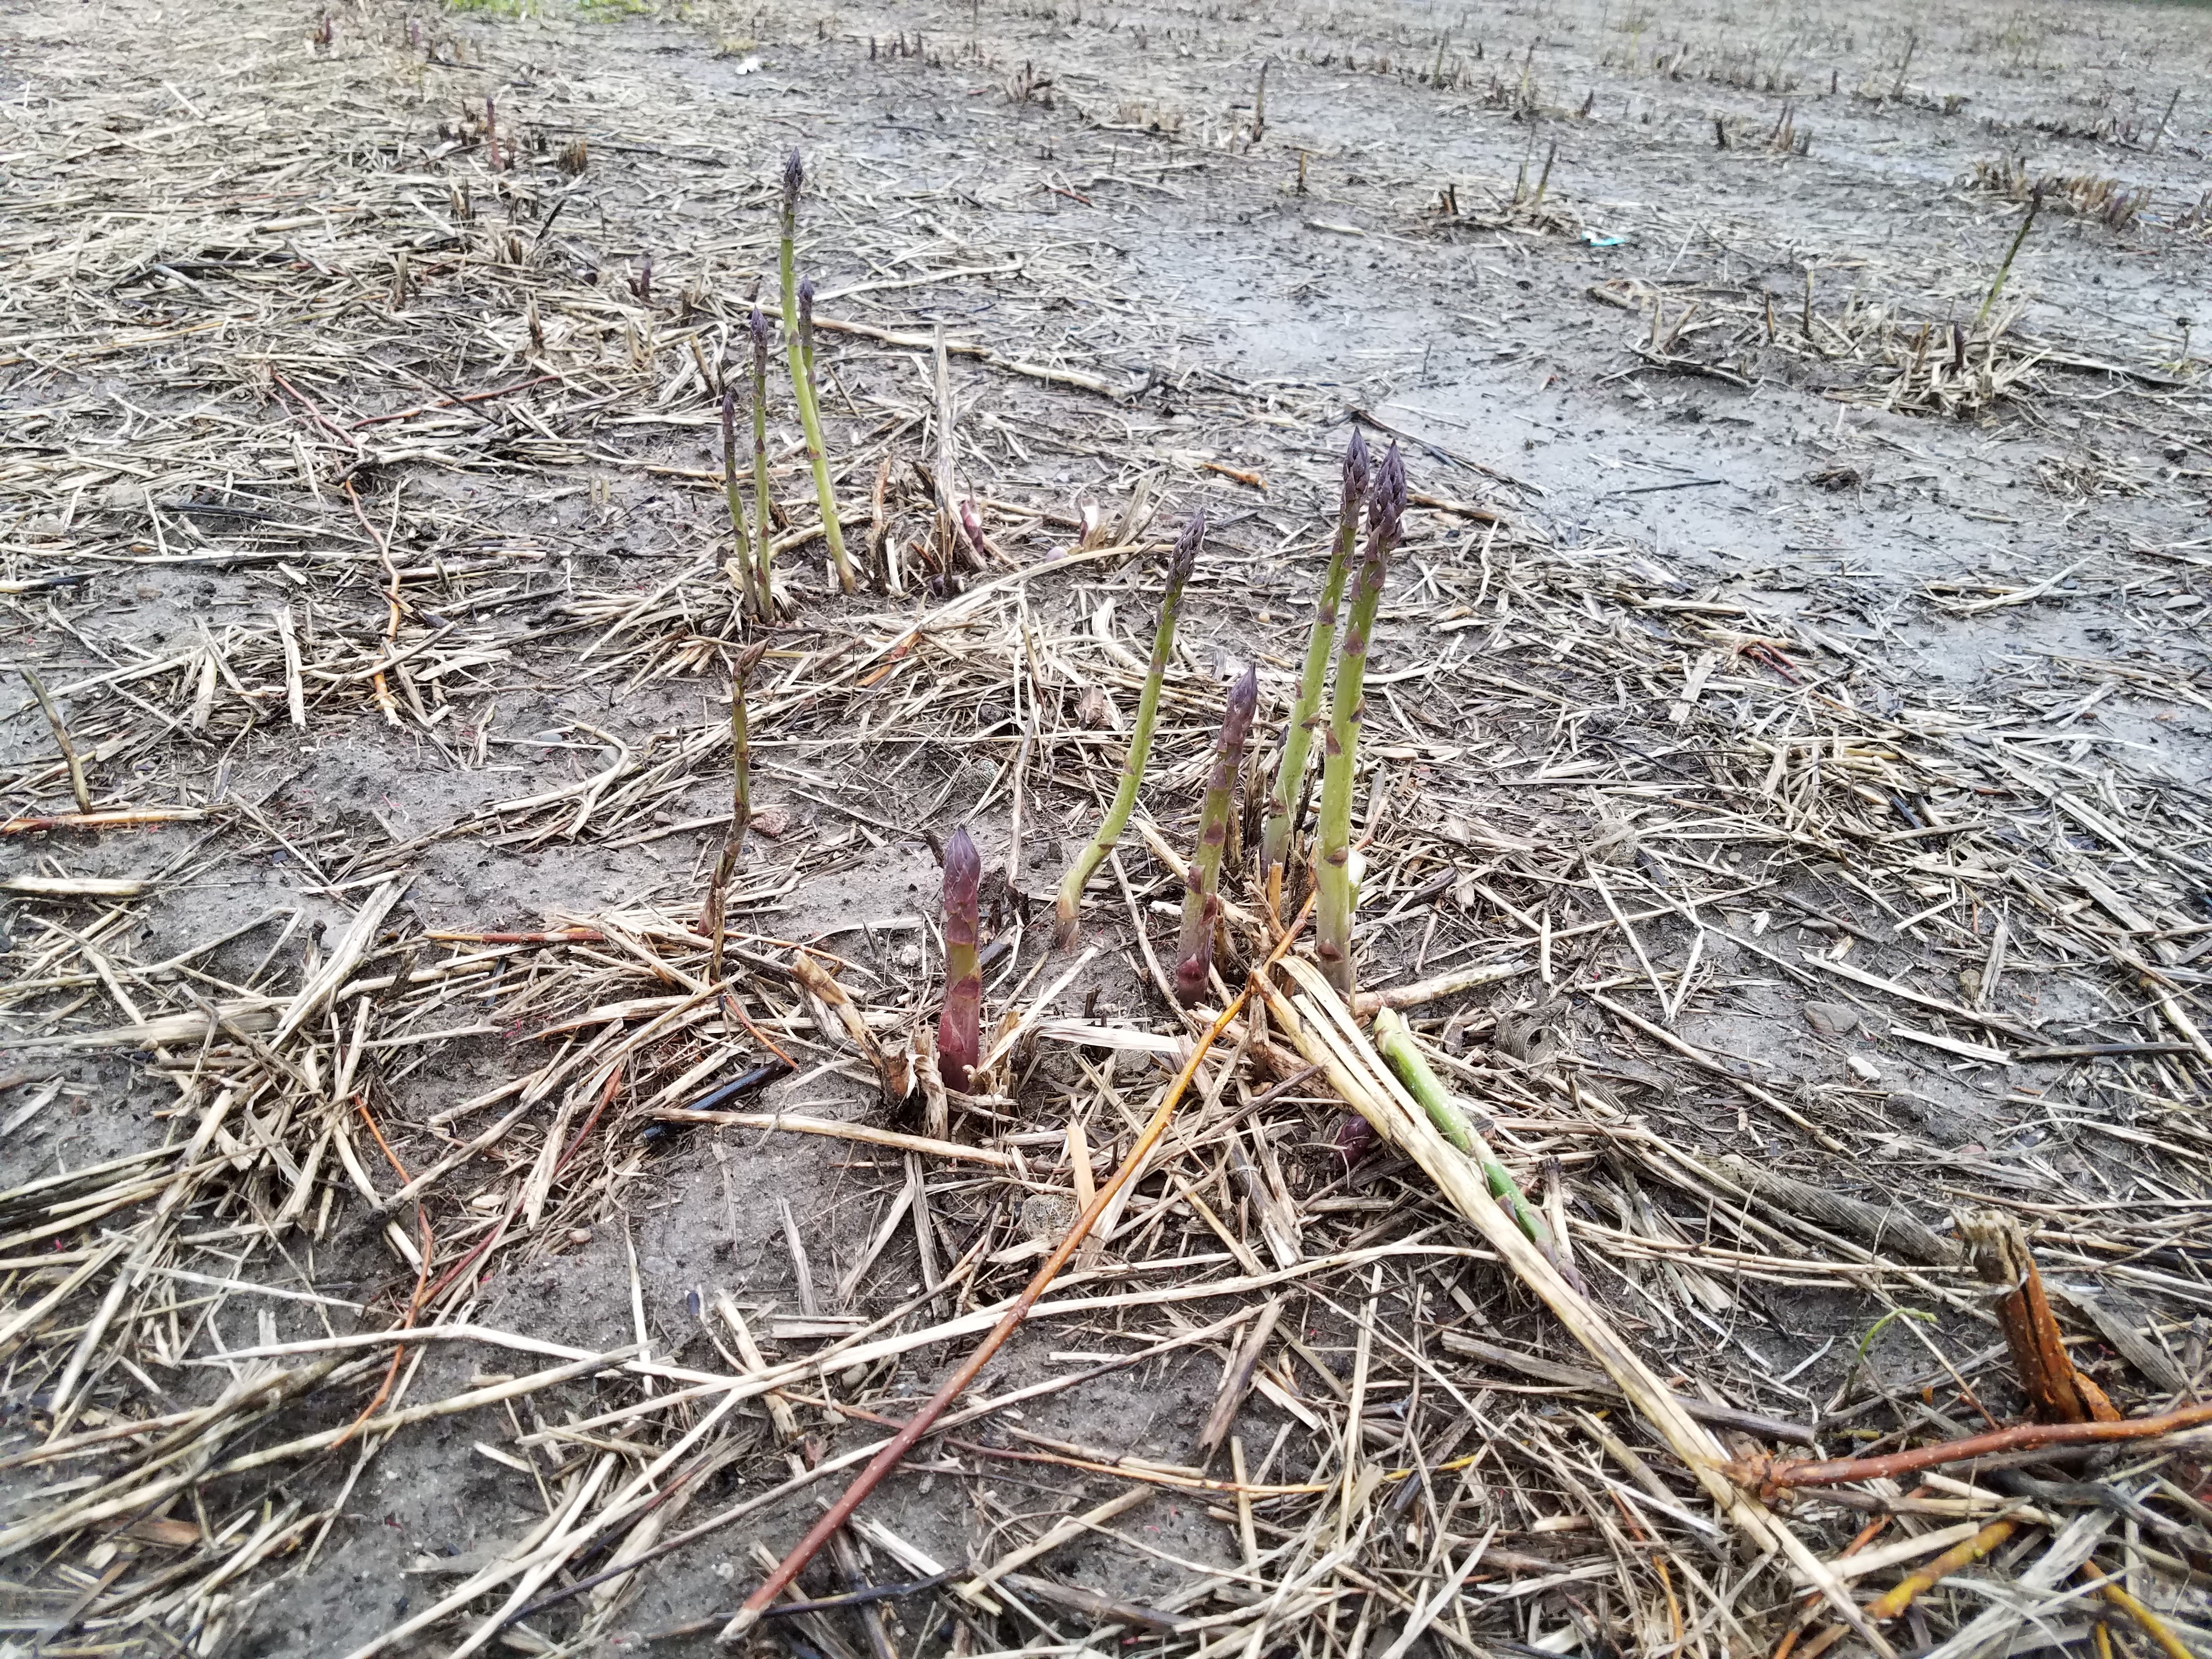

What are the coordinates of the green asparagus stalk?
(1258, 428, 1369, 914)
(708, 641, 768, 990)
(748, 306, 774, 616)
(778, 151, 856, 595)
(1973, 179, 2042, 335)
(797, 275, 856, 595)
(1372, 1007, 1561, 1265)
(1314, 441, 1403, 997)
(720, 385, 760, 619)
(1173, 664, 1259, 1007)
(1053, 509, 1204, 949)
(937, 826, 983, 1092)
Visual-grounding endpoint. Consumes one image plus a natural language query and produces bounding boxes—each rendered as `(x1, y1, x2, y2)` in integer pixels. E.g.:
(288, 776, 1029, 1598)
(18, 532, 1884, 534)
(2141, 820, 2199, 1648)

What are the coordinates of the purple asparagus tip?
(1170, 664, 1261, 1008)
(1170, 506, 1204, 586)
(798, 276, 815, 329)
(1228, 663, 1260, 725)
(1334, 1113, 1379, 1169)
(749, 304, 772, 350)
(944, 823, 980, 888)
(936, 827, 983, 1093)
(1367, 442, 1406, 557)
(1344, 427, 1371, 502)
(782, 148, 804, 211)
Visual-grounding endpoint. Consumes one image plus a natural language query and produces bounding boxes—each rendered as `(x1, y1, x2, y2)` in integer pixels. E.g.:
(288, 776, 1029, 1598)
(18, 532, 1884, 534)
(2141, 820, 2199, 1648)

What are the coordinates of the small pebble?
(1804, 1001, 1859, 1037)
(1845, 1052, 1882, 1085)
(568, 1227, 591, 1244)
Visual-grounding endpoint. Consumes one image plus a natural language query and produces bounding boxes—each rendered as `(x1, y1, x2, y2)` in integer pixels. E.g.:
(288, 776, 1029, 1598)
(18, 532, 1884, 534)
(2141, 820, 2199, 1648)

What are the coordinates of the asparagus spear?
(1314, 441, 1403, 997)
(749, 306, 774, 617)
(1173, 665, 1259, 1007)
(778, 151, 856, 595)
(708, 641, 769, 990)
(1053, 509, 1204, 949)
(937, 826, 983, 1092)
(720, 386, 759, 619)
(1258, 428, 1369, 912)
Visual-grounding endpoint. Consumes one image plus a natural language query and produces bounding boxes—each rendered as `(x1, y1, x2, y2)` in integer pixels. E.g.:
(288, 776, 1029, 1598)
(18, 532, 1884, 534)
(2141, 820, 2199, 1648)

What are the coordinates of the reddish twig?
(1734, 1398, 2212, 1496)
(550, 1063, 625, 1181)
(719, 894, 1318, 1641)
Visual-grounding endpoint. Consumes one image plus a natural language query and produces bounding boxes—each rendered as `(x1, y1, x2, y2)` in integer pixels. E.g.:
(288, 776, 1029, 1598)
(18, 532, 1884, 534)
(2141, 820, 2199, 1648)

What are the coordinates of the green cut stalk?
(1053, 509, 1204, 949)
(1172, 664, 1259, 1007)
(720, 386, 759, 619)
(778, 151, 856, 596)
(1314, 441, 1403, 997)
(1372, 1007, 1559, 1261)
(1257, 428, 1369, 912)
(748, 306, 774, 617)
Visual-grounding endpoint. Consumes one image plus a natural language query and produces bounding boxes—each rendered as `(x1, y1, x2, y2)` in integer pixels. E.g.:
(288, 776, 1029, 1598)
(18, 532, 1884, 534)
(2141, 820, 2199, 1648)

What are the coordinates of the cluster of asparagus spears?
(1045, 432, 1407, 1003)
(719, 149, 857, 625)
(929, 436, 1402, 1094)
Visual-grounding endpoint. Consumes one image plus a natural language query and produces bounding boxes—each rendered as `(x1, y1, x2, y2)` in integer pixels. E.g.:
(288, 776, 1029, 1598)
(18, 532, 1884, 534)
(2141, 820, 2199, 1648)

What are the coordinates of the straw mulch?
(5, 0, 2212, 1656)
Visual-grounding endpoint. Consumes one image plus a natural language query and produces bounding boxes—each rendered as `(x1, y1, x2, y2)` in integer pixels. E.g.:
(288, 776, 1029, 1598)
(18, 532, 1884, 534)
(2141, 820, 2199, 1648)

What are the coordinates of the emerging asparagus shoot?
(937, 827, 983, 1092)
(749, 306, 774, 615)
(1053, 509, 1204, 949)
(1314, 441, 1404, 997)
(778, 152, 856, 595)
(708, 641, 768, 991)
(1258, 428, 1369, 913)
(720, 386, 759, 619)
(1173, 664, 1260, 1007)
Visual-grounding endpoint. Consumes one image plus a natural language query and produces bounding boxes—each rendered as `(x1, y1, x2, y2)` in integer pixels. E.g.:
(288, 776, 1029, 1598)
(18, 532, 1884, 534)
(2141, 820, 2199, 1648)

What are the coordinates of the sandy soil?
(3, 0, 2210, 1653)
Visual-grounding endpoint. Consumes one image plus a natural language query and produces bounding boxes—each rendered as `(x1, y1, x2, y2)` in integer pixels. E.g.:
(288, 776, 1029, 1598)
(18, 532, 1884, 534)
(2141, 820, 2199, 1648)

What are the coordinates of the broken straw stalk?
(1173, 664, 1259, 1007)
(1314, 441, 1404, 996)
(1258, 428, 1368, 910)
(936, 826, 983, 1092)
(779, 151, 856, 595)
(1053, 509, 1203, 948)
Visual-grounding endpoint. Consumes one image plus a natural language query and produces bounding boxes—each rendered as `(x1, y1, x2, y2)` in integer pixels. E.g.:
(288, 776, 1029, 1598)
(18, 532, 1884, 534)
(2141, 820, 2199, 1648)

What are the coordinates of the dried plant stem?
(1173, 665, 1259, 1006)
(1260, 957, 1893, 1657)
(720, 894, 1316, 1644)
(1864, 1519, 2017, 1622)
(1259, 430, 1367, 910)
(1315, 442, 1403, 996)
(1737, 1396, 2212, 1493)
(1053, 511, 1202, 948)
(20, 668, 92, 814)
(2084, 1561, 2196, 1659)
